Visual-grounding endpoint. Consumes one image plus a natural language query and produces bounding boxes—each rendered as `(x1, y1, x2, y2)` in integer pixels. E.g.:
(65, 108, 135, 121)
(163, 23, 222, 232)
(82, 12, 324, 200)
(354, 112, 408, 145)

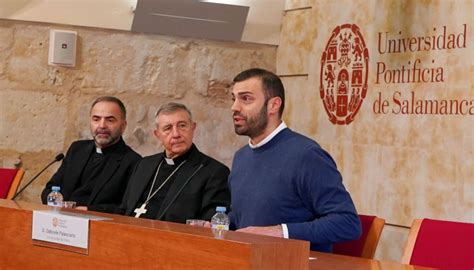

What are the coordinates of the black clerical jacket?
(121, 145, 230, 223)
(41, 139, 141, 213)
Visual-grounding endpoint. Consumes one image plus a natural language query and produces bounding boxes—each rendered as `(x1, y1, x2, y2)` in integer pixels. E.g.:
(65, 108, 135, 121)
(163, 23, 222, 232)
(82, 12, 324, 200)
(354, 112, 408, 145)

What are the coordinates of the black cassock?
(120, 144, 231, 223)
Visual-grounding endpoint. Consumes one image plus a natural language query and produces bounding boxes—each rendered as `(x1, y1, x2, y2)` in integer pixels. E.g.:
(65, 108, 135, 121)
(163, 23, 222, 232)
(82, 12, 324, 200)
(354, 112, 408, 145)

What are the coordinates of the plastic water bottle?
(211, 206, 230, 230)
(47, 186, 64, 207)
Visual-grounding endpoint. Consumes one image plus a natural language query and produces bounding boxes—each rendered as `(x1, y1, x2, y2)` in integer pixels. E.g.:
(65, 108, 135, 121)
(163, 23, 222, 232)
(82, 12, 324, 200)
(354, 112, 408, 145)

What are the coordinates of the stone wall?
(281, 0, 473, 262)
(0, 19, 276, 203)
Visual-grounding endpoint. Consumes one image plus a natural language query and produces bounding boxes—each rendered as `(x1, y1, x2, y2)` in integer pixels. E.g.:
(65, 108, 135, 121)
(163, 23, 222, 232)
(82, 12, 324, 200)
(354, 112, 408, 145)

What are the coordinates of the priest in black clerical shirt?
(41, 96, 141, 213)
(119, 102, 230, 223)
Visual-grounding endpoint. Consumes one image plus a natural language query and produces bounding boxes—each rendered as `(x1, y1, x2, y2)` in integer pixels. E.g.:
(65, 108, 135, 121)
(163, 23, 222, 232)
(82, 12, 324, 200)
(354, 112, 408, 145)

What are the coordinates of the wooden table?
(0, 199, 438, 269)
(0, 199, 309, 269)
(309, 251, 438, 270)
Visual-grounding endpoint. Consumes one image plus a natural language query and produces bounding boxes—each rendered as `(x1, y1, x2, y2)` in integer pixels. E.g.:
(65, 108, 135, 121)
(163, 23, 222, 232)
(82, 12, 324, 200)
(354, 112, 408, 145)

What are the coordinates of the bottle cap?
(216, 206, 226, 212)
(52, 186, 61, 191)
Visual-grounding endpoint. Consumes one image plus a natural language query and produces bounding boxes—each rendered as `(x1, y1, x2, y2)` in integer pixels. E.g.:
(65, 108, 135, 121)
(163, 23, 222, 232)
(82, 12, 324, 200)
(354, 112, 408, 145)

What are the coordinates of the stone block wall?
(0, 19, 276, 203)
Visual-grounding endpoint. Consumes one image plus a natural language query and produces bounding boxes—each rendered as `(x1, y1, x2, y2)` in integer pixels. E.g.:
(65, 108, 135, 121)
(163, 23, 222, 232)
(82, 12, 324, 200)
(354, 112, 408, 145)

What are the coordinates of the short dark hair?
(155, 102, 193, 126)
(233, 68, 285, 116)
(91, 96, 127, 119)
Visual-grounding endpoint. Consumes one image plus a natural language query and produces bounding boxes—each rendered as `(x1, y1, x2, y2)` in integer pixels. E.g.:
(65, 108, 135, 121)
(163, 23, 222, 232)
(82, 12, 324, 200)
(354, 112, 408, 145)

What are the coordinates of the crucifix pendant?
(134, 203, 148, 218)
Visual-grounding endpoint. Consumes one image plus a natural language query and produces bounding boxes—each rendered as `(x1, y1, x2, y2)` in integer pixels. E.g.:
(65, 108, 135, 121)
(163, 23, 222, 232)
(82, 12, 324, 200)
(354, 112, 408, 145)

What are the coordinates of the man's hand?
(237, 225, 283, 238)
(75, 206, 87, 211)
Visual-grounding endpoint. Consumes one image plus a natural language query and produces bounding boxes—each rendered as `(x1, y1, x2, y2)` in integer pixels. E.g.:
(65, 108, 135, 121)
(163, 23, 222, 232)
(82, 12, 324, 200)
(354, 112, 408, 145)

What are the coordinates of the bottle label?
(211, 224, 229, 230)
(47, 201, 63, 207)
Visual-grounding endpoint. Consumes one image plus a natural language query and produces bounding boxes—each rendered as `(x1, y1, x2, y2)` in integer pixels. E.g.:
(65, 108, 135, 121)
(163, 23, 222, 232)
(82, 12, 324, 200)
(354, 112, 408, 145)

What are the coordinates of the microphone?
(12, 153, 65, 200)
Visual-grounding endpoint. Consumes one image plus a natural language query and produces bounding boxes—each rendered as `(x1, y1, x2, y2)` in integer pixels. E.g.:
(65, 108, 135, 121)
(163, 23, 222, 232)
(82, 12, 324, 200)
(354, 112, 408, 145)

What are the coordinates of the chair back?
(7, 169, 25, 199)
(401, 218, 474, 270)
(333, 214, 385, 259)
(0, 168, 24, 199)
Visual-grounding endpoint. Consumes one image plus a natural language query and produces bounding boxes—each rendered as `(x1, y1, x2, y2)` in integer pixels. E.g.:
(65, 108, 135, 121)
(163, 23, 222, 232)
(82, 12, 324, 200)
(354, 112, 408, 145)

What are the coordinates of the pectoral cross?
(134, 203, 148, 218)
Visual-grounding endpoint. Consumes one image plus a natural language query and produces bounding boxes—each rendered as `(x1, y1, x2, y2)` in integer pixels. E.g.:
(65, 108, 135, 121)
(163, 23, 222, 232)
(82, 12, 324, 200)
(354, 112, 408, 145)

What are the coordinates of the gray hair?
(154, 102, 193, 126)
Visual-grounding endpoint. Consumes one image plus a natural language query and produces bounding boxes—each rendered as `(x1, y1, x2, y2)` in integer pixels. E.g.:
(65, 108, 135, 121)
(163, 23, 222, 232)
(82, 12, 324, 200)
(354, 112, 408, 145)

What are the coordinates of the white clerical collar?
(96, 147, 103, 154)
(249, 121, 287, 149)
(164, 157, 175, 165)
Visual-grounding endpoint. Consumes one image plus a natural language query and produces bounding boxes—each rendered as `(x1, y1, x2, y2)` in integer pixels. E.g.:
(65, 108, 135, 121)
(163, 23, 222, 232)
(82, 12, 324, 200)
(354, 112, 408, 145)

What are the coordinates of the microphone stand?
(12, 154, 64, 200)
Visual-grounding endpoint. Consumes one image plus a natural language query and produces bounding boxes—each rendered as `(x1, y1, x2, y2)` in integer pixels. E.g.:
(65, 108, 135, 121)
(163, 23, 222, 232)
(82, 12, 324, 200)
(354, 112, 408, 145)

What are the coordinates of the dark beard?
(234, 103, 268, 138)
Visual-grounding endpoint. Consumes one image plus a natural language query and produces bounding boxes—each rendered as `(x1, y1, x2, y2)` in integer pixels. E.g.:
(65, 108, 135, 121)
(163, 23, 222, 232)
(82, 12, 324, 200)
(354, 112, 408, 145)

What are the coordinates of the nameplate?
(32, 210, 90, 249)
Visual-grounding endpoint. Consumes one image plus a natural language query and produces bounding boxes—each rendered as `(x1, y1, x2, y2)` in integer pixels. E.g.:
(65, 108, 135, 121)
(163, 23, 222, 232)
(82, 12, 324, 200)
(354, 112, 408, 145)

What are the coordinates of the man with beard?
(119, 102, 230, 223)
(229, 68, 361, 252)
(41, 96, 141, 213)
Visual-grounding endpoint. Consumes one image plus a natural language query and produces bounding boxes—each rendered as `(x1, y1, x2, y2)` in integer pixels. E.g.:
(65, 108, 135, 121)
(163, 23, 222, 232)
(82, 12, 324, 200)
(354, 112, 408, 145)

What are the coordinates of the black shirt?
(69, 140, 123, 206)
(139, 146, 193, 219)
